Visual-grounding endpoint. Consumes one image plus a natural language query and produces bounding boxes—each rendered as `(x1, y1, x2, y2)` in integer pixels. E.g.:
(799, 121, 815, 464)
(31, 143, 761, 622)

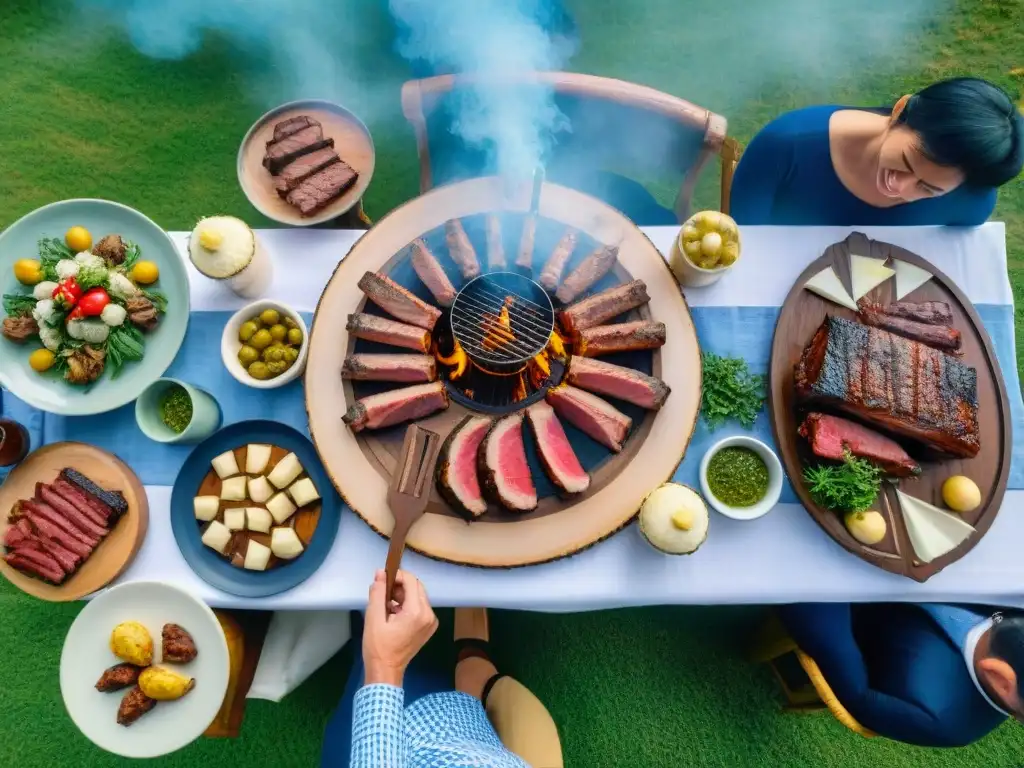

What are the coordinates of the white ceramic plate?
(59, 581, 228, 758)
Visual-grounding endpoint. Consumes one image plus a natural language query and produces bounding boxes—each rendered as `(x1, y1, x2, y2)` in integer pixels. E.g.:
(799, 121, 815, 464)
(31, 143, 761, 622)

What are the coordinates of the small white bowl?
(699, 436, 783, 520)
(221, 299, 308, 389)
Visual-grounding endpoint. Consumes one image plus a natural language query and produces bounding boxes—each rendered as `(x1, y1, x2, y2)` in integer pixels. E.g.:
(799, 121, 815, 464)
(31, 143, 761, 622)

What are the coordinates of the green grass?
(1, 0, 1023, 765)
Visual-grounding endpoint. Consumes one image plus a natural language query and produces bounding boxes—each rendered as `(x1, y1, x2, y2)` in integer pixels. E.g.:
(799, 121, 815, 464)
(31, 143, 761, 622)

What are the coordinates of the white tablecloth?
(110, 223, 1024, 611)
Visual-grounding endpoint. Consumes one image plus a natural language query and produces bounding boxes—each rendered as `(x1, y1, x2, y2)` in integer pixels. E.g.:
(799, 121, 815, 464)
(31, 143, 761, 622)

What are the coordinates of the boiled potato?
(266, 492, 297, 525)
(288, 477, 320, 508)
(244, 540, 272, 571)
(248, 475, 273, 504)
(267, 453, 302, 489)
(246, 444, 272, 474)
(246, 507, 272, 533)
(223, 507, 246, 531)
(139, 666, 195, 701)
(680, 210, 741, 271)
(201, 520, 232, 554)
(220, 476, 247, 501)
(211, 451, 240, 479)
(271, 527, 304, 560)
(110, 621, 153, 666)
(193, 496, 219, 522)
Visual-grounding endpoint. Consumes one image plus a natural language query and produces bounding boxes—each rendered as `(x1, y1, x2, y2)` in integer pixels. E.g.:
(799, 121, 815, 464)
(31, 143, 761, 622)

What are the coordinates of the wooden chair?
(748, 612, 876, 739)
(400, 72, 736, 222)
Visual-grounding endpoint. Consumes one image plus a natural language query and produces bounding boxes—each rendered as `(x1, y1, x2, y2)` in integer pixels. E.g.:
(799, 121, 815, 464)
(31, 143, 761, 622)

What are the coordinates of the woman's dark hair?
(990, 615, 1024, 698)
(897, 77, 1023, 187)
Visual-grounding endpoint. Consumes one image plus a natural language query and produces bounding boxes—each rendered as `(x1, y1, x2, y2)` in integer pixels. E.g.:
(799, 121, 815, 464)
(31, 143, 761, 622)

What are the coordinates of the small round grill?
(450, 272, 554, 373)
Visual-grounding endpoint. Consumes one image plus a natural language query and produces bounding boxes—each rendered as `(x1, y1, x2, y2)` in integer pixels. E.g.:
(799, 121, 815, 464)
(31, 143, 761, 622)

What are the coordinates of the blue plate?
(170, 420, 341, 597)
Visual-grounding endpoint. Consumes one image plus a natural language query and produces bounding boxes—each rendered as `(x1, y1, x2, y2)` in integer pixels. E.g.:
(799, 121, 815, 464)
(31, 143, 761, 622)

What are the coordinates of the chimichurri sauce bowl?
(699, 436, 783, 520)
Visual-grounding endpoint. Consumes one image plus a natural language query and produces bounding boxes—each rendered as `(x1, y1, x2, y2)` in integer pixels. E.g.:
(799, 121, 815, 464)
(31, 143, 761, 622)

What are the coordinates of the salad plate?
(0, 199, 189, 416)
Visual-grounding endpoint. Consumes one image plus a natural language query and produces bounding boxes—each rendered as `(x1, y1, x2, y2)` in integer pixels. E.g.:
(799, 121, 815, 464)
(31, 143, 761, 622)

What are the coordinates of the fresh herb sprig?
(142, 289, 167, 313)
(107, 324, 145, 378)
(803, 452, 882, 513)
(38, 237, 74, 281)
(700, 352, 765, 430)
(121, 241, 142, 272)
(3, 293, 38, 317)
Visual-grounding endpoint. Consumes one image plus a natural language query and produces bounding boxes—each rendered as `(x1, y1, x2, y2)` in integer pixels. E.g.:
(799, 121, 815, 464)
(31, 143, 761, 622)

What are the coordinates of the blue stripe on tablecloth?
(2, 306, 1022, 493)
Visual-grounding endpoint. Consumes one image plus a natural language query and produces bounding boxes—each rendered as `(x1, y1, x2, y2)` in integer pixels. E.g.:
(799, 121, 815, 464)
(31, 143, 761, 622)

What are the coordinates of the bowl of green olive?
(221, 300, 308, 388)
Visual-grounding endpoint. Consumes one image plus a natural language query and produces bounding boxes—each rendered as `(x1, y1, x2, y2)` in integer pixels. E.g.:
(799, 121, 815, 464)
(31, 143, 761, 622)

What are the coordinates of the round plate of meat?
(59, 580, 229, 758)
(0, 198, 190, 415)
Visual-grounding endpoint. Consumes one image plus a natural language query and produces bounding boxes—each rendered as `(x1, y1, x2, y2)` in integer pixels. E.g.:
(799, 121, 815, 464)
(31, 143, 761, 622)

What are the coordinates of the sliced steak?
(858, 309, 961, 352)
(270, 115, 320, 143)
(263, 125, 333, 173)
(486, 214, 506, 270)
(555, 245, 619, 304)
(343, 381, 449, 432)
(50, 481, 109, 529)
(286, 161, 357, 217)
(558, 280, 650, 335)
(4, 552, 65, 584)
(342, 353, 437, 383)
(20, 501, 98, 552)
(444, 219, 481, 279)
(539, 228, 579, 292)
(477, 413, 537, 512)
(273, 147, 340, 197)
(358, 272, 442, 331)
(7, 522, 81, 572)
(566, 356, 671, 410)
(516, 215, 537, 270)
(346, 313, 431, 353)
(410, 239, 457, 307)
(546, 385, 632, 453)
(60, 468, 128, 522)
(577, 321, 666, 357)
(795, 315, 979, 458)
(862, 300, 954, 326)
(525, 401, 590, 495)
(799, 412, 921, 477)
(37, 483, 108, 540)
(436, 415, 492, 519)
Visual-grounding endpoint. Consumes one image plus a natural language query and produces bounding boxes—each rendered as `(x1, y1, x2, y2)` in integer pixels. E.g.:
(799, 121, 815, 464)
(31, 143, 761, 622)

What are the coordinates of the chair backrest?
(401, 72, 729, 222)
(795, 650, 876, 739)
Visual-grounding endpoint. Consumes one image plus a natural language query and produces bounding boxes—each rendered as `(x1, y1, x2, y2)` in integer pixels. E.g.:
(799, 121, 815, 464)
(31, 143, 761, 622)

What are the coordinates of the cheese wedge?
(896, 489, 976, 564)
(893, 260, 932, 300)
(804, 266, 858, 311)
(850, 255, 895, 301)
(246, 444, 272, 474)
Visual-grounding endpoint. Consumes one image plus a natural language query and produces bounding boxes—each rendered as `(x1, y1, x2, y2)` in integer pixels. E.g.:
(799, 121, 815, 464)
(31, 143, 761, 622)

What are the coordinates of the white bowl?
(221, 299, 308, 389)
(699, 436, 783, 520)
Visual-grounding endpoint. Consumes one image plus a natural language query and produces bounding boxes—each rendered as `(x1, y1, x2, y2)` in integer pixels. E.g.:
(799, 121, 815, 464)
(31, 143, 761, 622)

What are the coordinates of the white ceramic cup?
(699, 435, 783, 520)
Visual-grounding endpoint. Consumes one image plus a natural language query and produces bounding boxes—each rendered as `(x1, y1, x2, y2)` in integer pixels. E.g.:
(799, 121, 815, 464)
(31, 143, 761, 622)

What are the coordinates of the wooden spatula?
(384, 424, 442, 606)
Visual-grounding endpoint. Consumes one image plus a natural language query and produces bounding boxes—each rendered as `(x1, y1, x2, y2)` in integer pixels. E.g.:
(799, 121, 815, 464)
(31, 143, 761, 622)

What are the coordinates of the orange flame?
(437, 339, 468, 380)
(482, 299, 516, 351)
(546, 330, 567, 361)
(512, 373, 528, 402)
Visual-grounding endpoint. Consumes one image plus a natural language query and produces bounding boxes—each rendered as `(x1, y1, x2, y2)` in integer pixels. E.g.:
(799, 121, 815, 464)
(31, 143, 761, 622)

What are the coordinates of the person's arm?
(729, 123, 793, 224)
(945, 186, 997, 226)
(350, 684, 407, 767)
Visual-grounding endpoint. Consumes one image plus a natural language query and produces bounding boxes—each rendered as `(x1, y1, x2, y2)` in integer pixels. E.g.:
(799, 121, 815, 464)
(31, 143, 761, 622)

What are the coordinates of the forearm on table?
(350, 683, 407, 768)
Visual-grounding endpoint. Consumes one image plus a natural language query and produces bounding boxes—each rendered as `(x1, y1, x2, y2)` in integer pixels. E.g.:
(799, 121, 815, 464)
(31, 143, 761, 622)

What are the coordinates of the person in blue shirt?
(731, 77, 1023, 226)
(321, 569, 563, 767)
(779, 602, 1024, 746)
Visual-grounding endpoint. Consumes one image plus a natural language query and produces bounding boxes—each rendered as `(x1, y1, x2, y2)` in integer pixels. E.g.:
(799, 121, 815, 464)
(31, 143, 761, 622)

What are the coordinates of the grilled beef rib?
(342, 353, 437, 383)
(358, 272, 442, 331)
(558, 279, 650, 335)
(539, 228, 579, 292)
(444, 219, 481, 279)
(555, 245, 619, 304)
(409, 239, 457, 307)
(346, 313, 431, 353)
(577, 321, 666, 357)
(343, 381, 449, 432)
(858, 308, 961, 353)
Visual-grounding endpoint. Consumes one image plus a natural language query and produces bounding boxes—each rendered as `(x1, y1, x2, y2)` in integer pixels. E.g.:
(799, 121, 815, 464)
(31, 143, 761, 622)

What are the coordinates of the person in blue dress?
(321, 569, 563, 767)
(730, 77, 1023, 225)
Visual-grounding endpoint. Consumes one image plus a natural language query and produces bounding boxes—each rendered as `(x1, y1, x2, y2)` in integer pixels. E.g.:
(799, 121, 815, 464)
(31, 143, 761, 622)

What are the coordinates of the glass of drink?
(0, 418, 30, 467)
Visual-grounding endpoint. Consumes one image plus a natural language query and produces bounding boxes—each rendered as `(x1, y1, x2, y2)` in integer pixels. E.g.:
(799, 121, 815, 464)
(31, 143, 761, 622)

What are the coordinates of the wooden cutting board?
(768, 232, 1011, 582)
(0, 442, 148, 600)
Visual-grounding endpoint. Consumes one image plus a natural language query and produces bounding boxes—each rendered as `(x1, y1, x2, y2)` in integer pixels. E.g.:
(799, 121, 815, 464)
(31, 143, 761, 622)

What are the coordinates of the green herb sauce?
(159, 386, 193, 434)
(707, 447, 769, 507)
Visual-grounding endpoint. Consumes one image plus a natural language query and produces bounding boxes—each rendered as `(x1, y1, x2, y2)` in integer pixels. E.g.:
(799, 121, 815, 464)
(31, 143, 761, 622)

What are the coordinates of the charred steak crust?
(555, 245, 620, 304)
(858, 308, 962, 352)
(794, 315, 979, 458)
(286, 161, 358, 216)
(262, 125, 333, 173)
(162, 623, 198, 663)
(435, 415, 491, 520)
(60, 468, 128, 521)
(96, 663, 143, 692)
(558, 279, 651, 335)
(117, 685, 156, 726)
(269, 115, 320, 144)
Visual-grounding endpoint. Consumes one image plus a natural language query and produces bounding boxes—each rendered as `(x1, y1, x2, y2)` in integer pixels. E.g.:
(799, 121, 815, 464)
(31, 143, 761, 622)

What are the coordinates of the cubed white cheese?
(193, 496, 219, 522)
(220, 476, 247, 501)
(288, 477, 320, 508)
(201, 520, 232, 554)
(270, 527, 304, 560)
(223, 507, 246, 531)
(211, 450, 240, 479)
(267, 453, 303, 489)
(245, 507, 273, 533)
(246, 444, 272, 475)
(248, 475, 273, 504)
(266, 492, 297, 525)
(243, 540, 272, 571)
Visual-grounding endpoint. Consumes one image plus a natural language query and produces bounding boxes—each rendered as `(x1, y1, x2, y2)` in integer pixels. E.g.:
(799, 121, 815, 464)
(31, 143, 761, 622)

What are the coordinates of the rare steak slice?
(445, 219, 481, 279)
(273, 147, 340, 197)
(486, 214, 506, 270)
(263, 124, 333, 173)
(270, 115, 320, 143)
(342, 353, 437, 383)
(343, 381, 449, 432)
(577, 321, 666, 357)
(358, 272, 442, 331)
(799, 412, 921, 478)
(559, 280, 650, 335)
(477, 413, 537, 512)
(539, 228, 579, 292)
(525, 401, 590, 495)
(410, 239, 457, 307)
(516, 214, 537, 270)
(555, 245, 619, 304)
(3, 551, 65, 584)
(546, 385, 632, 453)
(346, 313, 432, 353)
(436, 415, 492, 519)
(566, 356, 671, 410)
(286, 161, 358, 217)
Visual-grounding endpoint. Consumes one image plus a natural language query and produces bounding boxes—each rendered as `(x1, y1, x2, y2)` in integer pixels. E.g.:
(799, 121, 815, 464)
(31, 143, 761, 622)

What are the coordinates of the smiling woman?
(730, 77, 1024, 226)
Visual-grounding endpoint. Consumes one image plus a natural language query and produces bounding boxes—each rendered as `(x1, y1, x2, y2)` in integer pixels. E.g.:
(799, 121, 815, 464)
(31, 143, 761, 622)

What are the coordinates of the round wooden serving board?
(0, 442, 148, 601)
(305, 176, 702, 567)
(768, 232, 1011, 582)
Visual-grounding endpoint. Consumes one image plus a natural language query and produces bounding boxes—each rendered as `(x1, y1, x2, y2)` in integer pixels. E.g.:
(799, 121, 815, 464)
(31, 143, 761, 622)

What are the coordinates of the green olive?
(283, 346, 299, 363)
(237, 345, 260, 367)
(287, 328, 303, 345)
(259, 309, 280, 326)
(267, 360, 288, 375)
(248, 361, 270, 380)
(263, 344, 285, 363)
(238, 321, 259, 343)
(250, 329, 273, 350)
(283, 317, 297, 330)
(269, 324, 287, 342)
